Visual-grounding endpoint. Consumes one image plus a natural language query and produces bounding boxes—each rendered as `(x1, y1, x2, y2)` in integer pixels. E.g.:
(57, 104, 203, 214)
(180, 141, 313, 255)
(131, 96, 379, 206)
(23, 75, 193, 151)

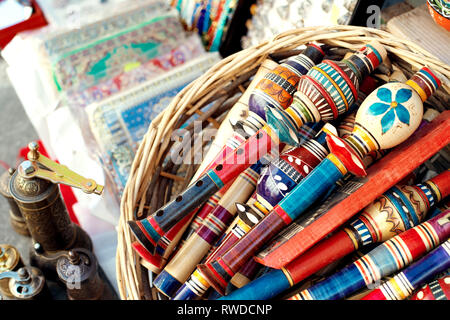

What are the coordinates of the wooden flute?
(130, 43, 392, 254)
(198, 66, 441, 295)
(361, 239, 450, 300)
(289, 209, 450, 300)
(172, 124, 333, 299)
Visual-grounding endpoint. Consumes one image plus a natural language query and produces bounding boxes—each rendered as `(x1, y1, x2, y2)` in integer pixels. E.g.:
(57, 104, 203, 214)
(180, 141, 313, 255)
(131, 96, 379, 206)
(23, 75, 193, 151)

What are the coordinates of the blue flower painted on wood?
(367, 87, 412, 134)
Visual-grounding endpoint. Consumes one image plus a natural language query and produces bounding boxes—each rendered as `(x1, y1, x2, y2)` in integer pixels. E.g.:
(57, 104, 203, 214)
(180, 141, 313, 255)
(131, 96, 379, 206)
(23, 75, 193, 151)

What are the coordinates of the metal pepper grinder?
(0, 244, 24, 298)
(0, 168, 30, 236)
(0, 266, 50, 300)
(56, 248, 114, 300)
(8, 142, 104, 279)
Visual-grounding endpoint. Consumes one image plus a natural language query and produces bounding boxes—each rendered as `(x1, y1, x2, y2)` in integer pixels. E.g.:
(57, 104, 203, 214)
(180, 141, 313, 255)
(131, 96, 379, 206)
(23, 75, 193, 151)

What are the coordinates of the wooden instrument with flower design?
(198, 66, 441, 295)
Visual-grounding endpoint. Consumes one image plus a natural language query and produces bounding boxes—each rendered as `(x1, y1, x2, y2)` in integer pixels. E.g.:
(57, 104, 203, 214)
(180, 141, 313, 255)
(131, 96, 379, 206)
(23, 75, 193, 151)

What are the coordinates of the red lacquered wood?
(285, 229, 355, 284)
(428, 169, 450, 202)
(211, 125, 279, 185)
(257, 110, 450, 269)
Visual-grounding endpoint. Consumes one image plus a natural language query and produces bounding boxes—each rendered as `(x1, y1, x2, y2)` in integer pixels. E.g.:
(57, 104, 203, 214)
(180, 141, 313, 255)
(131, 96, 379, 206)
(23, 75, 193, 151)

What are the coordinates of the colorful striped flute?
(410, 273, 450, 300)
(131, 164, 238, 273)
(220, 169, 450, 300)
(172, 125, 334, 300)
(361, 239, 450, 300)
(197, 66, 441, 295)
(133, 211, 197, 273)
(128, 42, 385, 254)
(131, 63, 281, 269)
(153, 159, 265, 297)
(152, 50, 325, 272)
(289, 209, 450, 300)
(130, 59, 281, 267)
(129, 44, 325, 255)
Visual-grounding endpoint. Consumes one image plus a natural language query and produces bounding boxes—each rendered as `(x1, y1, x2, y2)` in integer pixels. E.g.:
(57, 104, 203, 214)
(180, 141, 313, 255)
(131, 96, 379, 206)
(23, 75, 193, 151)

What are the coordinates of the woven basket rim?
(116, 25, 450, 300)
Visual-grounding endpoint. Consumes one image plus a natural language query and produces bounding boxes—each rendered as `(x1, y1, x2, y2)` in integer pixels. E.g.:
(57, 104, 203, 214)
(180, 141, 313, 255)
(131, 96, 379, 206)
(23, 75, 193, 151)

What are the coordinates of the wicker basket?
(116, 25, 450, 300)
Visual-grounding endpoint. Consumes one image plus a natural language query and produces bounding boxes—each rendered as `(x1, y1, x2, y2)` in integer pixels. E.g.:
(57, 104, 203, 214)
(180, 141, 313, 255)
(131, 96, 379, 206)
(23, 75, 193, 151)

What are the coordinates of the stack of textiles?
(86, 52, 221, 197)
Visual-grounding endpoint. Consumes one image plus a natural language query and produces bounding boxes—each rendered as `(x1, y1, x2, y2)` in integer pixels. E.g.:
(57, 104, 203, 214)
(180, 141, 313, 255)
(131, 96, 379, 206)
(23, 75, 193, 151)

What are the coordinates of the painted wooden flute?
(172, 124, 334, 299)
(198, 66, 441, 295)
(255, 112, 450, 270)
(128, 42, 385, 254)
(410, 273, 450, 300)
(288, 209, 450, 300)
(361, 239, 450, 300)
(220, 169, 450, 300)
(153, 159, 266, 297)
(144, 51, 323, 270)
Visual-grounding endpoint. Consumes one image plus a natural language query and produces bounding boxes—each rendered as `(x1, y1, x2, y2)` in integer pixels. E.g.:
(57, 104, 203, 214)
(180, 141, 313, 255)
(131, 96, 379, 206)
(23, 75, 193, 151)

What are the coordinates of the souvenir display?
(128, 58, 276, 275)
(153, 159, 264, 298)
(197, 66, 441, 295)
(171, 124, 333, 300)
(1, 1, 450, 303)
(128, 43, 337, 254)
(256, 110, 449, 270)
(254, 106, 441, 267)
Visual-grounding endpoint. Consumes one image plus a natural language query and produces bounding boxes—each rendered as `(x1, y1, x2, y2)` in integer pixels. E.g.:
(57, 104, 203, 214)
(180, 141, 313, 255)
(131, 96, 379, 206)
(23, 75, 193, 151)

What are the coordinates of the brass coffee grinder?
(8, 142, 104, 279)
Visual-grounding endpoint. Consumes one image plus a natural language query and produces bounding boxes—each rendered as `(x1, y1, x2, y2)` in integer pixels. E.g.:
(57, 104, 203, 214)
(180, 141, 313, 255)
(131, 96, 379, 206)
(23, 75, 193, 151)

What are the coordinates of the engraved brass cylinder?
(0, 169, 30, 236)
(9, 168, 92, 252)
(0, 244, 24, 298)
